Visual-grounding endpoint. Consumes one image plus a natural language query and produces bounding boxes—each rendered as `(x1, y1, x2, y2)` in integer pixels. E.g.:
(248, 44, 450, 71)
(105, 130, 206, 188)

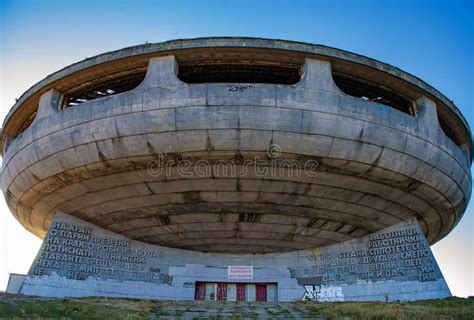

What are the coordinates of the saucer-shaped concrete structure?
(2, 38, 471, 301)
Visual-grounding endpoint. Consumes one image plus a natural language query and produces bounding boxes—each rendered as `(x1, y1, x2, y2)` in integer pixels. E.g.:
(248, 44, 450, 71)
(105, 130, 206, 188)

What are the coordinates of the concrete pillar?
(416, 95, 438, 124)
(299, 58, 344, 94)
(137, 55, 181, 89)
(416, 95, 441, 141)
(416, 96, 470, 161)
(32, 89, 62, 124)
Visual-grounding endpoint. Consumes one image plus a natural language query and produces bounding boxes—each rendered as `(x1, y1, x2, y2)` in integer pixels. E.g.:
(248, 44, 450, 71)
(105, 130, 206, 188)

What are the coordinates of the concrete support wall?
(300, 58, 344, 94)
(32, 89, 62, 124)
(11, 213, 450, 301)
(6, 274, 26, 294)
(137, 55, 182, 89)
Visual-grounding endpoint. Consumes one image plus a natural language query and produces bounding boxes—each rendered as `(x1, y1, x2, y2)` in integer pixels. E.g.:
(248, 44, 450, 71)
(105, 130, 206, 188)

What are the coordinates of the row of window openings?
(13, 67, 461, 147)
(58, 66, 412, 114)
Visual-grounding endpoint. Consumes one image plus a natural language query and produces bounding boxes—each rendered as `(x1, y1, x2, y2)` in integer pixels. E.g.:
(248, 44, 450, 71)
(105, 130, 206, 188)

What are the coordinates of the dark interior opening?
(177, 64, 302, 85)
(332, 72, 414, 115)
(15, 111, 37, 137)
(62, 72, 147, 108)
(438, 115, 462, 146)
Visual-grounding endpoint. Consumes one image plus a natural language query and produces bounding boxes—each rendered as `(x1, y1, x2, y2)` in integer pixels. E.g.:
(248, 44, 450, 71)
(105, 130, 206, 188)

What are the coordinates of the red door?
(217, 283, 228, 301)
(256, 284, 267, 301)
(194, 282, 206, 300)
(237, 283, 246, 301)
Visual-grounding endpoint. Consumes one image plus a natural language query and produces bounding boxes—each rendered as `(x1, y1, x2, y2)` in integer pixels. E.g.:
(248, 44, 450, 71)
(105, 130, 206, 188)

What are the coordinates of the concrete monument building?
(2, 38, 471, 301)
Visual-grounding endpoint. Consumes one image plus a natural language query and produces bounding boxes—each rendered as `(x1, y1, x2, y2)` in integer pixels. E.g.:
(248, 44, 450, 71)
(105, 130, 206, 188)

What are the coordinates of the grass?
(301, 297, 474, 320)
(0, 295, 154, 319)
(0, 293, 472, 319)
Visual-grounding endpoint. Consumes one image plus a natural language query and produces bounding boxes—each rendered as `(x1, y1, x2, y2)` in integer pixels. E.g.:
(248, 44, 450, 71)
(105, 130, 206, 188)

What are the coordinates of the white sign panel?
(227, 266, 253, 279)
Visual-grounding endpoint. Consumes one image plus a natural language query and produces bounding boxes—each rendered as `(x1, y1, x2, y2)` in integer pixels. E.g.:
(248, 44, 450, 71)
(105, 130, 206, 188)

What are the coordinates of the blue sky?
(0, 0, 473, 296)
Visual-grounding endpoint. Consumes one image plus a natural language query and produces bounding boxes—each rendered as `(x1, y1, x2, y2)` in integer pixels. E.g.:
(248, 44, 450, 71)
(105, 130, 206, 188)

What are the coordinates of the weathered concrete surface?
(9, 213, 450, 301)
(1, 54, 471, 253)
(2, 38, 471, 148)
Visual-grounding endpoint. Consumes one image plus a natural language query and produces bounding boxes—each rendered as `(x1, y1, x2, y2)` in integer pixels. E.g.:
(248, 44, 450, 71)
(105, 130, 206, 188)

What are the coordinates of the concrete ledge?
(2, 37, 471, 146)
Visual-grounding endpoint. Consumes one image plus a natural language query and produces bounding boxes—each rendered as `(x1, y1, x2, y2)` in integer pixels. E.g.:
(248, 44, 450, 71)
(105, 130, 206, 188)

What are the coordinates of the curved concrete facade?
(1, 38, 472, 255)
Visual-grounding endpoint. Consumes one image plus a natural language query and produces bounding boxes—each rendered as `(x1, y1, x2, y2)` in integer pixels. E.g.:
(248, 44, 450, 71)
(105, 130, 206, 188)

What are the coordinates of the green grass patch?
(301, 297, 474, 320)
(0, 293, 472, 319)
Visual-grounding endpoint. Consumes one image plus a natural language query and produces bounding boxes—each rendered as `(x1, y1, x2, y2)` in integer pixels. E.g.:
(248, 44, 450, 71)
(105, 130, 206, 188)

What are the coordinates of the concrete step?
(148, 301, 324, 319)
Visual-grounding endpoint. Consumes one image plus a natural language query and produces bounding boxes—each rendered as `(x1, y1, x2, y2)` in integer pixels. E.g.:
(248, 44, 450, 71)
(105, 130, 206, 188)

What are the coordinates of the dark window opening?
(332, 73, 414, 115)
(62, 72, 146, 108)
(15, 111, 37, 137)
(438, 115, 462, 146)
(238, 213, 258, 223)
(178, 64, 302, 85)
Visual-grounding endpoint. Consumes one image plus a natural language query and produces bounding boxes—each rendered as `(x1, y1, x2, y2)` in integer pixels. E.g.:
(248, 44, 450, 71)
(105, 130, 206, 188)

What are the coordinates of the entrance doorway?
(256, 284, 267, 301)
(194, 282, 277, 301)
